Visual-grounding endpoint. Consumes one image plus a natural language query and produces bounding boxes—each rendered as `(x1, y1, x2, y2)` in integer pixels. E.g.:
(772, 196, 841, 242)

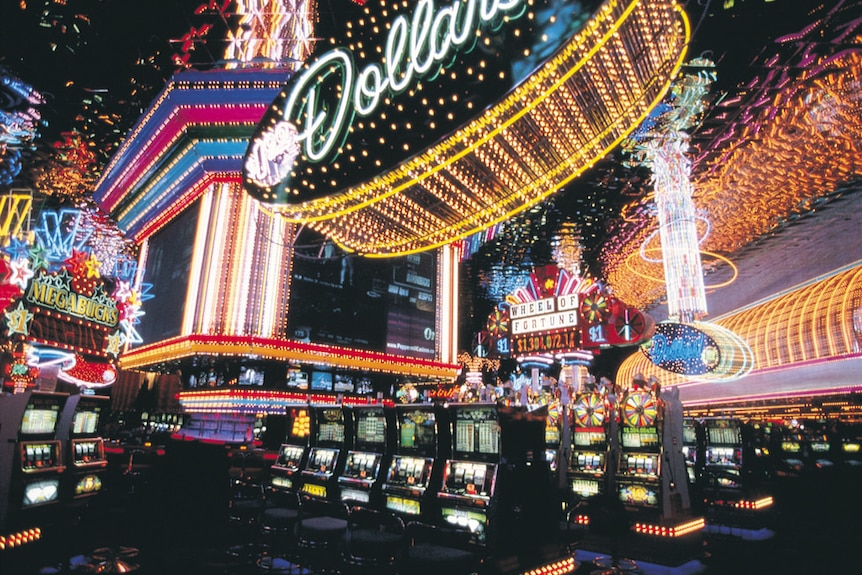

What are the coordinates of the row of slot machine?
(267, 401, 551, 551)
(0, 390, 109, 549)
(551, 386, 698, 534)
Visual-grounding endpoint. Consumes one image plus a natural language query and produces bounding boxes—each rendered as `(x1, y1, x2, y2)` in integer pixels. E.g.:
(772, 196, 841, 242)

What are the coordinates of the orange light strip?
(0, 528, 42, 551)
(520, 557, 577, 575)
(633, 517, 705, 538)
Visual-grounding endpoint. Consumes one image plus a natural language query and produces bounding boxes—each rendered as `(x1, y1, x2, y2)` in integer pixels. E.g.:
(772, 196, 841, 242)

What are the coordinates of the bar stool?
(226, 479, 265, 563)
(342, 506, 405, 574)
(257, 488, 303, 573)
(401, 521, 484, 575)
(296, 496, 350, 574)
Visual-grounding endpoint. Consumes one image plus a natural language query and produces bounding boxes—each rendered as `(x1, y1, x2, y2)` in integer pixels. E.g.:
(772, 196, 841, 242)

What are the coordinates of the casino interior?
(1, 0, 862, 574)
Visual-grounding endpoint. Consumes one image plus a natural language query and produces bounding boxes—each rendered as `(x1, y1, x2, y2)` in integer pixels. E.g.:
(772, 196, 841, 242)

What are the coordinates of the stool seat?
(300, 515, 348, 541)
(261, 506, 300, 528)
(407, 541, 478, 566)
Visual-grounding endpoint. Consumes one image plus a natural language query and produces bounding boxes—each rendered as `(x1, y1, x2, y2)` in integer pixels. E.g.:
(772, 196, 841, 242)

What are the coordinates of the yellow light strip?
(120, 335, 459, 378)
(263, 0, 689, 256)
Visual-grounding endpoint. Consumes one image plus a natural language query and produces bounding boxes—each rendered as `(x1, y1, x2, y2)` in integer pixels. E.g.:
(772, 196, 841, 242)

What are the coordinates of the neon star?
(105, 331, 124, 357)
(83, 254, 102, 279)
(5, 302, 33, 336)
(3, 236, 31, 261)
(8, 258, 34, 289)
(64, 249, 89, 276)
(113, 280, 132, 301)
(28, 244, 49, 272)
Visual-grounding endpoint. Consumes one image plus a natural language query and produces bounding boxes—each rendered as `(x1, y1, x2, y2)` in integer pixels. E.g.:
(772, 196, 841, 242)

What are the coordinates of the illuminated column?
(651, 135, 707, 323)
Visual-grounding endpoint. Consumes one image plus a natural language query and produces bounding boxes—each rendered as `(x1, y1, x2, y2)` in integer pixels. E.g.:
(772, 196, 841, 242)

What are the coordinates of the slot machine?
(773, 424, 806, 478)
(616, 390, 662, 517)
(701, 418, 773, 525)
(0, 391, 69, 540)
(544, 398, 564, 485)
(382, 403, 449, 520)
(299, 405, 350, 502)
(837, 422, 862, 469)
(567, 391, 612, 503)
(337, 404, 394, 507)
(269, 406, 311, 492)
(436, 403, 548, 551)
(58, 394, 109, 506)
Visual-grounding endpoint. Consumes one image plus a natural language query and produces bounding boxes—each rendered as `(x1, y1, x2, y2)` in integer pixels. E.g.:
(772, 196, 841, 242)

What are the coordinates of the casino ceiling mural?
(0, 208, 150, 390)
(244, 0, 690, 256)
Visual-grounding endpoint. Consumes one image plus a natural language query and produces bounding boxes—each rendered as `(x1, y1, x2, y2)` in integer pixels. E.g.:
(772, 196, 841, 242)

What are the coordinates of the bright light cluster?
(604, 22, 862, 310)
(617, 263, 862, 388)
(268, 0, 689, 256)
(222, 0, 318, 70)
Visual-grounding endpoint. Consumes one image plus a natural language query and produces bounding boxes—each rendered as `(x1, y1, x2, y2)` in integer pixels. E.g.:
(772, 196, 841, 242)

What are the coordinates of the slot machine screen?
(572, 450, 606, 473)
(705, 446, 742, 466)
(398, 408, 437, 453)
(343, 451, 382, 480)
(707, 424, 740, 445)
(72, 409, 101, 435)
(315, 407, 345, 445)
(621, 427, 659, 449)
(353, 408, 387, 451)
(620, 453, 659, 476)
(387, 455, 433, 488)
(573, 428, 606, 447)
(287, 407, 311, 442)
(453, 406, 500, 461)
(571, 478, 600, 498)
(683, 423, 697, 444)
(307, 447, 339, 474)
(617, 480, 659, 508)
(276, 444, 306, 469)
(20, 402, 61, 435)
(443, 460, 495, 497)
(781, 441, 801, 453)
(22, 478, 61, 508)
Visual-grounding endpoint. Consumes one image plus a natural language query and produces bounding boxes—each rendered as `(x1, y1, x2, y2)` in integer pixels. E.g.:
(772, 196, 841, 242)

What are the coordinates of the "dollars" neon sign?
(245, 0, 529, 188)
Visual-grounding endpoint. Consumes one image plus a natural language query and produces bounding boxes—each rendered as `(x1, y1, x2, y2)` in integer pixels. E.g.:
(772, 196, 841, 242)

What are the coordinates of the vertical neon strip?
(438, 244, 459, 365)
(231, 187, 255, 335)
(184, 190, 212, 335)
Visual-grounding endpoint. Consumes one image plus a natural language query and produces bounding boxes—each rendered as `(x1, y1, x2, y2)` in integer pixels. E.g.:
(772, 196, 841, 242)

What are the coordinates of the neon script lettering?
(245, 0, 528, 186)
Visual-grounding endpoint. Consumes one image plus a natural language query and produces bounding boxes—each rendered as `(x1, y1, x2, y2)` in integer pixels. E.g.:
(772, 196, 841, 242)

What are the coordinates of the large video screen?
(287, 237, 437, 359)
(20, 397, 62, 435)
(138, 201, 198, 343)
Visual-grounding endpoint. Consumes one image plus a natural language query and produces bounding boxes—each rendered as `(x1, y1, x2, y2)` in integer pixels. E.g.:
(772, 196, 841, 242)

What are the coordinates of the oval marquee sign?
(640, 321, 720, 376)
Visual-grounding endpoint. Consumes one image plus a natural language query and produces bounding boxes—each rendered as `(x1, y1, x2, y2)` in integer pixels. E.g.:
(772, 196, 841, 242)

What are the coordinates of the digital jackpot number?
(513, 330, 578, 354)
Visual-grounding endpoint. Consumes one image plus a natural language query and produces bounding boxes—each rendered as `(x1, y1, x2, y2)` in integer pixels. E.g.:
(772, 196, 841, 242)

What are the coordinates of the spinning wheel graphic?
(580, 293, 610, 324)
(573, 394, 606, 427)
(622, 392, 658, 427)
(614, 308, 646, 342)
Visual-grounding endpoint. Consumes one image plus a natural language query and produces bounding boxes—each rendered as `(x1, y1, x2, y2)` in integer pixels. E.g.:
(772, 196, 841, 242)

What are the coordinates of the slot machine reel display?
(269, 406, 311, 492)
(337, 405, 394, 506)
(437, 403, 550, 552)
(382, 404, 448, 520)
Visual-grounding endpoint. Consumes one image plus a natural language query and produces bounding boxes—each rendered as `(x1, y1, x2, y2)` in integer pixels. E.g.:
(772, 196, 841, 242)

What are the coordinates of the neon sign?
(641, 322, 720, 376)
(244, 0, 533, 200)
(26, 272, 119, 328)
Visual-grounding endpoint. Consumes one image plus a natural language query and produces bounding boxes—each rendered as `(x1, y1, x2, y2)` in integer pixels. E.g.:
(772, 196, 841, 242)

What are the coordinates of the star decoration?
(8, 258, 34, 289)
(3, 236, 32, 261)
(105, 331, 124, 357)
(5, 302, 34, 336)
(64, 249, 89, 276)
(28, 244, 50, 272)
(113, 279, 132, 301)
(84, 253, 103, 279)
